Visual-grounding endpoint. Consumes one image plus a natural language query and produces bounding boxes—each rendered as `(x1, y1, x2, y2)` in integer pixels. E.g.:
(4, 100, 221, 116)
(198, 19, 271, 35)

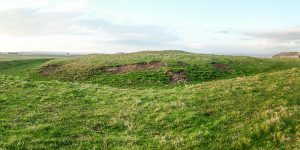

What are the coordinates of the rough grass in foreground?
(0, 68, 299, 149)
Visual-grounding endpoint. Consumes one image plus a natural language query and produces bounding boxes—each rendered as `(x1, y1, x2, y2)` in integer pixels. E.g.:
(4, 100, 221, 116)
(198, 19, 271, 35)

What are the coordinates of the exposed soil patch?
(176, 61, 189, 66)
(212, 63, 230, 71)
(203, 109, 214, 116)
(39, 64, 62, 76)
(102, 61, 165, 74)
(169, 72, 187, 83)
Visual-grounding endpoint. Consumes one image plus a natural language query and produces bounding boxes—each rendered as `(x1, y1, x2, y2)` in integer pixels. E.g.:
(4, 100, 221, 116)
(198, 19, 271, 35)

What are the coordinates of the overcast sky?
(0, 0, 299, 54)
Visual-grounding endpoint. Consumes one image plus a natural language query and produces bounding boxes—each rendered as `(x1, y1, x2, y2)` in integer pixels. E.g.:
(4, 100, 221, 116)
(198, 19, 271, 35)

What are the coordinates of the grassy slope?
(0, 59, 52, 76)
(0, 68, 299, 149)
(38, 51, 300, 88)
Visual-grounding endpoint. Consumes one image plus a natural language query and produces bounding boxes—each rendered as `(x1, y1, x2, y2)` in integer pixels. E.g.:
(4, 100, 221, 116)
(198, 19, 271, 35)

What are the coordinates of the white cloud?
(186, 42, 206, 49)
(0, 1, 299, 54)
(0, 5, 182, 53)
(204, 27, 300, 54)
(0, 0, 49, 10)
(50, 0, 87, 12)
(243, 27, 300, 42)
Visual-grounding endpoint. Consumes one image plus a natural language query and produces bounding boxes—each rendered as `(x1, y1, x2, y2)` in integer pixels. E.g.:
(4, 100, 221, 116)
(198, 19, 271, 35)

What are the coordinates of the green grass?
(37, 51, 300, 88)
(0, 59, 52, 76)
(0, 51, 299, 149)
(0, 54, 57, 62)
(0, 68, 299, 149)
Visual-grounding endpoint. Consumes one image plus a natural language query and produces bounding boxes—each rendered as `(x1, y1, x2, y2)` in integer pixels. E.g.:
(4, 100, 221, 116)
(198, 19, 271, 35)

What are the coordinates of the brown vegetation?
(40, 64, 61, 76)
(212, 63, 230, 71)
(168, 72, 187, 83)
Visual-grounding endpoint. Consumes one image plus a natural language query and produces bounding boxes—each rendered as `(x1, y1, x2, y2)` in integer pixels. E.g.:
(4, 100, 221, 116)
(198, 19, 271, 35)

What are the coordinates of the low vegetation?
(1, 68, 299, 149)
(36, 51, 300, 88)
(0, 54, 56, 62)
(0, 51, 299, 149)
(0, 59, 51, 76)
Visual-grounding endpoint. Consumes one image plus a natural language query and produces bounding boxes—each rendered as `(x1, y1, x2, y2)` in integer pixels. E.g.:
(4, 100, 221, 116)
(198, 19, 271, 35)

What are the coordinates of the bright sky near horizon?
(0, 0, 299, 54)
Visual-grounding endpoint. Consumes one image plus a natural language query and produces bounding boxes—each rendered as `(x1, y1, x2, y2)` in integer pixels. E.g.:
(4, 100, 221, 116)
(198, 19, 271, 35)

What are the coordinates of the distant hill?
(132, 50, 193, 54)
(18, 51, 70, 56)
(1, 51, 85, 56)
(273, 52, 300, 58)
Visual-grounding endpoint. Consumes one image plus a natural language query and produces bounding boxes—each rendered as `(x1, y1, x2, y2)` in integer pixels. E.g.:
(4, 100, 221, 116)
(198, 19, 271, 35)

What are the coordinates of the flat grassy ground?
(0, 54, 57, 62)
(0, 51, 299, 149)
(0, 59, 51, 76)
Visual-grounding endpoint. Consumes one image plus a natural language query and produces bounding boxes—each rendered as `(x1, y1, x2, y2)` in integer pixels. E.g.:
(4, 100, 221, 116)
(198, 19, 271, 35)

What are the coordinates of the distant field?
(0, 51, 299, 149)
(0, 59, 51, 76)
(0, 54, 59, 62)
(0, 55, 73, 77)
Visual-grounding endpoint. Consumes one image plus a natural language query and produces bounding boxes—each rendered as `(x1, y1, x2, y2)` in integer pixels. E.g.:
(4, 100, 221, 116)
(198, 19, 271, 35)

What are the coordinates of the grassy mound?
(36, 51, 300, 88)
(0, 68, 299, 149)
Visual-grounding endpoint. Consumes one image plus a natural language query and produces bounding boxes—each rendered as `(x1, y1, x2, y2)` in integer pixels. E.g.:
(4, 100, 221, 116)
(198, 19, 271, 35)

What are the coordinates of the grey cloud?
(111, 38, 178, 47)
(243, 28, 300, 42)
(217, 27, 300, 43)
(215, 30, 241, 35)
(0, 8, 181, 47)
(212, 27, 300, 52)
(217, 30, 231, 34)
(0, 8, 82, 36)
(77, 18, 181, 45)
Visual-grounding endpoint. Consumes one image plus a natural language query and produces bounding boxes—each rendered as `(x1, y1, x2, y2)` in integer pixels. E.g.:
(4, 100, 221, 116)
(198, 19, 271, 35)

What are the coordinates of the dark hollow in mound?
(39, 64, 61, 76)
(212, 63, 230, 71)
(168, 72, 187, 83)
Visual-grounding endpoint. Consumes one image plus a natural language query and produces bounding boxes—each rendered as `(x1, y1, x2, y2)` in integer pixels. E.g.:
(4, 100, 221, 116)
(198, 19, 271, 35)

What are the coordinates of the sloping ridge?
(102, 61, 165, 74)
